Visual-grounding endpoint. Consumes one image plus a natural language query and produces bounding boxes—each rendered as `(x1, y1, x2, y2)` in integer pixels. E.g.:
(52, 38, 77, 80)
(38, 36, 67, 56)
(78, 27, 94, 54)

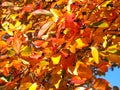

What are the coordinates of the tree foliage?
(0, 0, 120, 90)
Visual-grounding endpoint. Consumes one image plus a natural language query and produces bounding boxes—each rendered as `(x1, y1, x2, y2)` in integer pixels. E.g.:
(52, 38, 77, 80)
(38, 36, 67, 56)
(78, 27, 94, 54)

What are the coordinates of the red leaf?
(13, 34, 22, 54)
(24, 4, 33, 12)
(0, 78, 7, 85)
(61, 54, 75, 70)
(33, 40, 44, 48)
(30, 54, 42, 60)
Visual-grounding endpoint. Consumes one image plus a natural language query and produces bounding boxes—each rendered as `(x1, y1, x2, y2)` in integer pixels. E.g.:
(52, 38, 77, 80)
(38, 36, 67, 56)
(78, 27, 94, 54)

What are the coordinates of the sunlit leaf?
(21, 46, 32, 56)
(1, 1, 14, 7)
(51, 55, 61, 65)
(19, 82, 32, 90)
(0, 77, 8, 85)
(75, 38, 87, 49)
(70, 76, 85, 85)
(2, 22, 13, 36)
(74, 86, 86, 90)
(37, 21, 54, 38)
(29, 83, 38, 90)
(50, 9, 63, 21)
(32, 9, 53, 16)
(67, 0, 73, 11)
(54, 79, 61, 89)
(91, 47, 99, 64)
(0, 41, 7, 48)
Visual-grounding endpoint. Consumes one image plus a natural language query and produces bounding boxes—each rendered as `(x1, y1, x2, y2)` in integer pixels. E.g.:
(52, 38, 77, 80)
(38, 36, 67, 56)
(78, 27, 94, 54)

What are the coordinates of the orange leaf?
(70, 76, 85, 84)
(74, 61, 92, 80)
(13, 34, 22, 54)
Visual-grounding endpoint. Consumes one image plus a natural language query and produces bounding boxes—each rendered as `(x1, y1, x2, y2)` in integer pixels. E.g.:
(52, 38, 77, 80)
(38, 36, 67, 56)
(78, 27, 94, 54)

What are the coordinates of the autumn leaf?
(2, 21, 13, 36)
(1, 1, 14, 7)
(29, 83, 38, 90)
(108, 54, 120, 65)
(21, 46, 32, 56)
(19, 82, 32, 90)
(70, 76, 85, 85)
(91, 47, 99, 64)
(37, 21, 54, 38)
(90, 22, 109, 28)
(93, 78, 111, 90)
(76, 61, 92, 80)
(51, 55, 61, 65)
(13, 34, 22, 54)
(32, 9, 53, 16)
(75, 38, 88, 49)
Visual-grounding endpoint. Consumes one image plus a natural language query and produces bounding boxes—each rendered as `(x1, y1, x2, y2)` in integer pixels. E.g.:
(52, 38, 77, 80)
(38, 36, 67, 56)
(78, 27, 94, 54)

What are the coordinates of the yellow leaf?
(76, 38, 87, 49)
(2, 21, 13, 35)
(51, 55, 61, 65)
(50, 9, 62, 21)
(54, 79, 61, 89)
(91, 47, 99, 64)
(29, 83, 37, 90)
(69, 44, 76, 53)
(0, 41, 7, 48)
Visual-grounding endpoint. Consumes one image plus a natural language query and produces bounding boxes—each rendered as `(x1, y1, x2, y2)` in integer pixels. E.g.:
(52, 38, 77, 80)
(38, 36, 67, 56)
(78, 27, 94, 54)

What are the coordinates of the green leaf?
(21, 46, 32, 56)
(8, 50, 16, 57)
(90, 22, 109, 28)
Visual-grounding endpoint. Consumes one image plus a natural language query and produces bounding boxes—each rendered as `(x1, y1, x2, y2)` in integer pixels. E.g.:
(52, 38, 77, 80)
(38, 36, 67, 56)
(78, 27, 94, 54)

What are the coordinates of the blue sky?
(98, 67, 120, 88)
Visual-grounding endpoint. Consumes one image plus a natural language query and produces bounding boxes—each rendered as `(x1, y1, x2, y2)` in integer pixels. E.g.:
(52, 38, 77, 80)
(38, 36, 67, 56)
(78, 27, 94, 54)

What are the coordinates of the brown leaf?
(93, 78, 111, 90)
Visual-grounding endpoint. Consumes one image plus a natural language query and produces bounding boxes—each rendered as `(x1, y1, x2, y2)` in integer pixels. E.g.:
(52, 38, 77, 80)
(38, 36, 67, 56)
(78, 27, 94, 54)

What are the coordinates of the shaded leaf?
(77, 61, 92, 79)
(108, 54, 120, 65)
(93, 78, 111, 90)
(90, 22, 109, 28)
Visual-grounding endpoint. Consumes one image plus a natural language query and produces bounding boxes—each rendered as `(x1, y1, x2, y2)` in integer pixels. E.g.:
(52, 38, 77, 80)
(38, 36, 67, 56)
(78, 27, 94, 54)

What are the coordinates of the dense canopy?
(0, 0, 120, 90)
